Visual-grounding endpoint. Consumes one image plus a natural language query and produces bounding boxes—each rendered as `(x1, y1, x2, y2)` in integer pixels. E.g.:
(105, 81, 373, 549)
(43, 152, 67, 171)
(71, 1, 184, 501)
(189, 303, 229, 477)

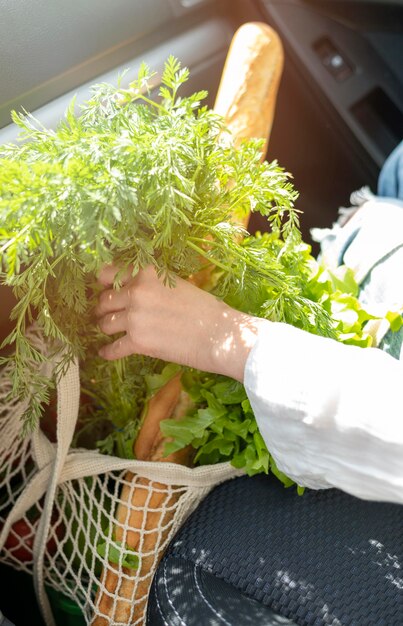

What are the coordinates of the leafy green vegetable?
(162, 372, 269, 474)
(0, 56, 306, 434)
(386, 310, 403, 333)
(0, 56, 391, 492)
(96, 539, 139, 570)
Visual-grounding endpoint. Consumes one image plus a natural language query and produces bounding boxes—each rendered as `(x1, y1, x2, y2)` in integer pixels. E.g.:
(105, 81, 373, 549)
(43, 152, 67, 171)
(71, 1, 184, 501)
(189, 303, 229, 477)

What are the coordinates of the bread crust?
(214, 22, 284, 154)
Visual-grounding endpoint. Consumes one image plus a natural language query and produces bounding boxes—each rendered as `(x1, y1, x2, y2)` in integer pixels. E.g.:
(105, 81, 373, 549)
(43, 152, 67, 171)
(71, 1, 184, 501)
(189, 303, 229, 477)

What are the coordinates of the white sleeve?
(244, 320, 403, 503)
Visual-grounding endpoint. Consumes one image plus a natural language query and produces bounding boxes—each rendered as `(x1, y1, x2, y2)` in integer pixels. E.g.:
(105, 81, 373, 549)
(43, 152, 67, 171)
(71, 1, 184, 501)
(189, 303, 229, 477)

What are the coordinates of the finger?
(95, 286, 129, 317)
(98, 334, 135, 361)
(98, 263, 133, 287)
(98, 310, 127, 336)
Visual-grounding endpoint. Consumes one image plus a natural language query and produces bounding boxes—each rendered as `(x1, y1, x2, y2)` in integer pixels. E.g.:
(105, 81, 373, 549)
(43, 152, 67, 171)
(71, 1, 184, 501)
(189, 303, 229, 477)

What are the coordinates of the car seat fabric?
(147, 553, 298, 626)
(148, 475, 403, 625)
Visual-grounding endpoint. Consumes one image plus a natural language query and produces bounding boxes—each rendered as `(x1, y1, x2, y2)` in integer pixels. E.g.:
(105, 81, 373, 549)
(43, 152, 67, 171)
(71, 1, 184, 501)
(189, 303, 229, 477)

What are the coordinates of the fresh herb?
(0, 57, 392, 490)
(0, 56, 305, 435)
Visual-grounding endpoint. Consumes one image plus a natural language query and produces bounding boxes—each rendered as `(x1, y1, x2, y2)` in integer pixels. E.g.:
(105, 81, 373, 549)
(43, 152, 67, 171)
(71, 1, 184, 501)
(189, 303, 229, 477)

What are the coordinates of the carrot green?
(0, 57, 390, 487)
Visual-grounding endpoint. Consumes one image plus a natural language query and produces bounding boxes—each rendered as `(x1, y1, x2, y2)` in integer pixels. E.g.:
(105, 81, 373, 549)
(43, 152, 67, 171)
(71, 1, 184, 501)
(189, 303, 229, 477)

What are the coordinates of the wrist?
(209, 305, 266, 382)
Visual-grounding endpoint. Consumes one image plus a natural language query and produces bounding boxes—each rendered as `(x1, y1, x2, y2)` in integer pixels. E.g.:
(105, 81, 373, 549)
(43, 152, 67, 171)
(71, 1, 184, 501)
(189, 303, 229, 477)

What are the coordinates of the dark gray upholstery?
(148, 475, 403, 625)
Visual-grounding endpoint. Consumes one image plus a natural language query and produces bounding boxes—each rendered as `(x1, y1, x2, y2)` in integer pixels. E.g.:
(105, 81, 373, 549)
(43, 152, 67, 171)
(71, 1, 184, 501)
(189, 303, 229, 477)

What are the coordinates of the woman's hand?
(96, 265, 266, 382)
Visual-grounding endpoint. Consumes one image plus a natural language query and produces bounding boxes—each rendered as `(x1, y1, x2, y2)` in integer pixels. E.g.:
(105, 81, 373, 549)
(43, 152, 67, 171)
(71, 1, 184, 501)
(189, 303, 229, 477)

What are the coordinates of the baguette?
(214, 22, 283, 154)
(92, 21, 284, 625)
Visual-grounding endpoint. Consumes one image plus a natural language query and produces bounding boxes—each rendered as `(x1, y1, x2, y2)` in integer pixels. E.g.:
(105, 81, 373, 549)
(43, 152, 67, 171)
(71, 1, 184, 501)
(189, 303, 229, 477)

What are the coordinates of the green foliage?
(96, 539, 139, 571)
(0, 57, 390, 491)
(0, 56, 300, 434)
(161, 371, 271, 476)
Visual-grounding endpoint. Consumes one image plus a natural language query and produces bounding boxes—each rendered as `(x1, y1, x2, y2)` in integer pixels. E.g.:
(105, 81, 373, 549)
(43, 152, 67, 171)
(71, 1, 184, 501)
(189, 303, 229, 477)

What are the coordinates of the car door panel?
(0, 0, 233, 137)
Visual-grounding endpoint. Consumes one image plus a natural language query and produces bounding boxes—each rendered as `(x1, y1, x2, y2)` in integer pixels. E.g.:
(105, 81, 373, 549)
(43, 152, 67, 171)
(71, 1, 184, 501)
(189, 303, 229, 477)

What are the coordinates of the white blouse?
(244, 193, 403, 504)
